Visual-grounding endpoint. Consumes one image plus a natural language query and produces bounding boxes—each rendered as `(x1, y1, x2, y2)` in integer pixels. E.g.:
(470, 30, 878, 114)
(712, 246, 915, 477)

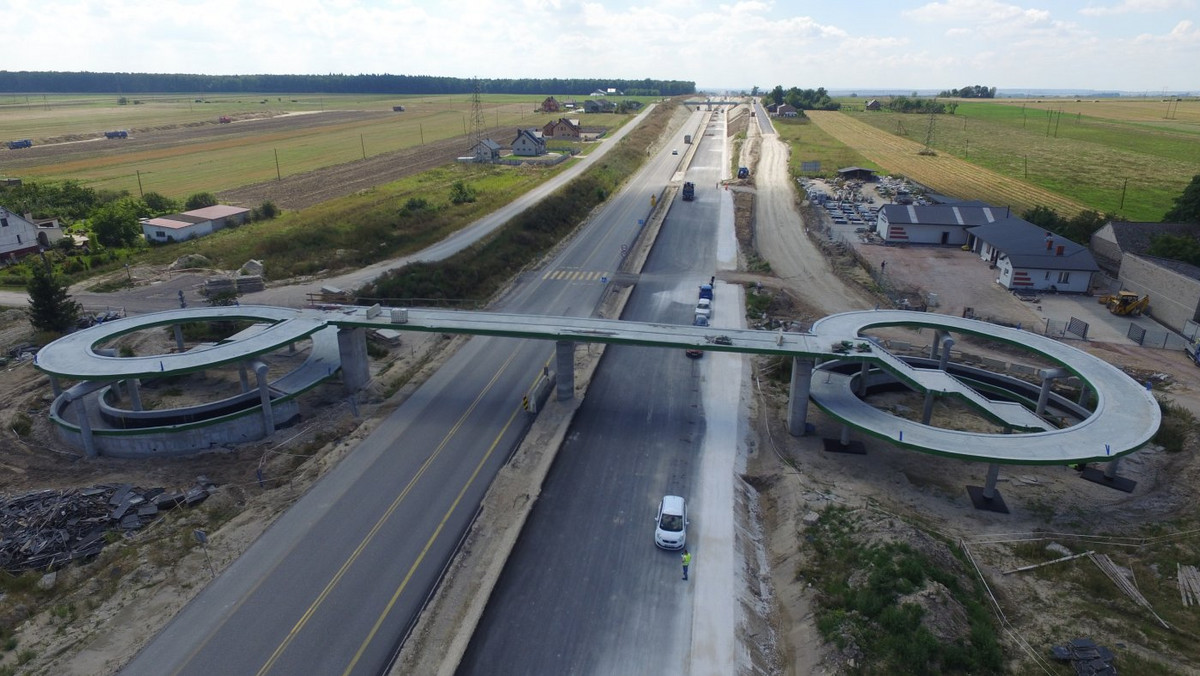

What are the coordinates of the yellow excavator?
(1097, 290, 1150, 316)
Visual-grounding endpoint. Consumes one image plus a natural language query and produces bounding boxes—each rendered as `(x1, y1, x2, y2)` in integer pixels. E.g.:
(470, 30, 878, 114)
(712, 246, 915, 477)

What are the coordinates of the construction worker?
(681, 549, 692, 580)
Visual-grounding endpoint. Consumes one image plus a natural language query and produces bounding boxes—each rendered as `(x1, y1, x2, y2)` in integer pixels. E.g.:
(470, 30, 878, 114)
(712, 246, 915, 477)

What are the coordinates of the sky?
(4, 0, 1198, 92)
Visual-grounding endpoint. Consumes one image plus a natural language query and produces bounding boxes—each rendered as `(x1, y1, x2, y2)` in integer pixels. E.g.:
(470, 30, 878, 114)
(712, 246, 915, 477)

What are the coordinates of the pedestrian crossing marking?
(541, 270, 610, 281)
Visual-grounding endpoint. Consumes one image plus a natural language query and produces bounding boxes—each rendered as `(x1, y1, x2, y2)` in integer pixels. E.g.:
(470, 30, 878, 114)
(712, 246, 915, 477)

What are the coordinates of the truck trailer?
(6, 139, 32, 149)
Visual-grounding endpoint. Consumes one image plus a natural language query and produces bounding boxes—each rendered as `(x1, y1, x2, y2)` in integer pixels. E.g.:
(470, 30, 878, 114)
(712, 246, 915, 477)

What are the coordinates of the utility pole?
(136, 170, 144, 198)
(360, 133, 366, 161)
(1119, 178, 1129, 211)
(274, 149, 281, 181)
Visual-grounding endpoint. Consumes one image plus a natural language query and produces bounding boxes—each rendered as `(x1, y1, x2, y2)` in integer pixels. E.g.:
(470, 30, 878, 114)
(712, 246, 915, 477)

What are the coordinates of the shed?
(837, 167, 877, 181)
(471, 138, 502, 162)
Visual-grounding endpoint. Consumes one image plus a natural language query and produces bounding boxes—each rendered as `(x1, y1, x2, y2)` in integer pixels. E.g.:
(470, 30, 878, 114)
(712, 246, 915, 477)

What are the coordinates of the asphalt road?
(457, 111, 727, 675)
(120, 109, 710, 675)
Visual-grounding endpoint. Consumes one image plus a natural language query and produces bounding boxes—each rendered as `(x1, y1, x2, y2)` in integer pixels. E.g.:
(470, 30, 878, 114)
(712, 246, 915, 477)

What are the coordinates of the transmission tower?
(469, 78, 487, 160)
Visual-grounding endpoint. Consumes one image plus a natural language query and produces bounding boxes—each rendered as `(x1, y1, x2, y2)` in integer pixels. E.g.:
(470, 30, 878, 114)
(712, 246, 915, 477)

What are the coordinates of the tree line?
(0, 71, 695, 96)
(761, 86, 840, 111)
(937, 85, 996, 98)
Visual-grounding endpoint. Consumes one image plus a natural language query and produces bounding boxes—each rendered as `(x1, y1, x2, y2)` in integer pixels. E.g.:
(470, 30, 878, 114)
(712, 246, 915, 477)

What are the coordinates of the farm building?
(874, 203, 1005, 246)
(539, 96, 560, 113)
(470, 138, 502, 163)
(141, 204, 251, 243)
(1089, 220, 1200, 277)
(1110, 254, 1200, 335)
(865, 99, 881, 111)
(969, 217, 1098, 293)
(542, 118, 581, 139)
(838, 167, 878, 182)
(511, 129, 546, 157)
(776, 104, 798, 117)
(0, 206, 65, 263)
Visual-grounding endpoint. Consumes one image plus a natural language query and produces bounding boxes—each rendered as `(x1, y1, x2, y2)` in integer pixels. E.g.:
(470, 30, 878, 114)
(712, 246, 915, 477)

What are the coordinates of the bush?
(449, 181, 477, 205)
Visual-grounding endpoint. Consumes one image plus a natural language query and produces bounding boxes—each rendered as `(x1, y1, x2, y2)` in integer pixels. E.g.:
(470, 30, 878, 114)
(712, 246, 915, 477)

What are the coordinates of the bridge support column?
(128, 379, 143, 411)
(555, 341, 575, 401)
(1080, 456, 1138, 493)
(253, 360, 274, 437)
(50, 376, 61, 397)
(337, 327, 370, 392)
(1036, 368, 1070, 416)
(922, 390, 936, 425)
(1077, 383, 1090, 406)
(966, 462, 1009, 513)
(787, 357, 814, 436)
(75, 395, 97, 459)
(930, 330, 948, 359)
(173, 324, 185, 351)
(937, 337, 954, 371)
(857, 361, 870, 396)
(239, 363, 251, 392)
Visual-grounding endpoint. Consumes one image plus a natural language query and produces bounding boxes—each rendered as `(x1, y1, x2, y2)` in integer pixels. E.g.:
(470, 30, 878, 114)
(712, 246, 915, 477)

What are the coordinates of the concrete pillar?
(253, 360, 274, 436)
(239, 363, 251, 392)
(929, 330, 948, 359)
(840, 425, 851, 446)
(1077, 383, 1090, 406)
(1104, 458, 1121, 479)
(289, 341, 296, 353)
(555, 341, 575, 401)
(173, 324, 185, 351)
(110, 380, 123, 403)
(922, 390, 936, 425)
(75, 395, 97, 458)
(128, 379, 143, 411)
(337, 327, 370, 392)
(1036, 368, 1069, 416)
(857, 361, 870, 396)
(982, 463, 1001, 500)
(787, 358, 814, 436)
(50, 376, 61, 397)
(937, 337, 954, 371)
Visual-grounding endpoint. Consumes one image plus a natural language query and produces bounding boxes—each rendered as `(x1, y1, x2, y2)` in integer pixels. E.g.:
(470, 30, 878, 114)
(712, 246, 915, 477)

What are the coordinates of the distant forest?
(0, 71, 695, 97)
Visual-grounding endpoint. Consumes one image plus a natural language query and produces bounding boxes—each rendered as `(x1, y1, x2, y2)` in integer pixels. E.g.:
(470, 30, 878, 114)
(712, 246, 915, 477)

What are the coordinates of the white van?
(654, 495, 688, 550)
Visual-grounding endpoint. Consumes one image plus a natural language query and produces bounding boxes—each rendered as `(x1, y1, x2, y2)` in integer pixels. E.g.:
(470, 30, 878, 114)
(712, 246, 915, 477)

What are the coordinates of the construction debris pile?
(0, 479, 214, 573)
(1050, 637, 1118, 676)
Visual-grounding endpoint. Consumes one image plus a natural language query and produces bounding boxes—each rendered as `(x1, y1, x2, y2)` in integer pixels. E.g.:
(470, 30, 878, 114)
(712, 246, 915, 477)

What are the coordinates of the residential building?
(969, 217, 1098, 293)
(0, 206, 64, 262)
(470, 138, 502, 162)
(542, 118, 581, 139)
(539, 96, 560, 113)
(141, 204, 251, 243)
(511, 128, 546, 157)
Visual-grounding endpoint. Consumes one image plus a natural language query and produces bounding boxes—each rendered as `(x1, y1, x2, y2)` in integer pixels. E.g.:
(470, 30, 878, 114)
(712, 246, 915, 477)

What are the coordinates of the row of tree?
(883, 96, 957, 114)
(0, 72, 696, 96)
(937, 85, 997, 98)
(760, 86, 840, 111)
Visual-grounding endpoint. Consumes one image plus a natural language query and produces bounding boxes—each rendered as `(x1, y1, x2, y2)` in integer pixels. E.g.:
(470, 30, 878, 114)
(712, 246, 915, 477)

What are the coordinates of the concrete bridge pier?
(173, 324, 185, 351)
(337, 327, 370, 392)
(127, 379, 143, 411)
(252, 360, 274, 436)
(75, 395, 97, 459)
(857, 361, 870, 396)
(239, 363, 251, 392)
(929, 330, 949, 359)
(1080, 456, 1138, 493)
(787, 357, 814, 436)
(966, 463, 1009, 513)
(1036, 368, 1070, 416)
(555, 341, 575, 401)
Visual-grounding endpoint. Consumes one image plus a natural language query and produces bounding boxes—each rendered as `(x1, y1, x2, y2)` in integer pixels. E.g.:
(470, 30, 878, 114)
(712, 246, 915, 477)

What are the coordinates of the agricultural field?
(823, 98, 1200, 221)
(0, 93, 649, 202)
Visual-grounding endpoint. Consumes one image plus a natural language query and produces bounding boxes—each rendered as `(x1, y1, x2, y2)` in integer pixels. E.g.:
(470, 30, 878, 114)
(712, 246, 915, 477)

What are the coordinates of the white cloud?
(1079, 0, 1195, 16)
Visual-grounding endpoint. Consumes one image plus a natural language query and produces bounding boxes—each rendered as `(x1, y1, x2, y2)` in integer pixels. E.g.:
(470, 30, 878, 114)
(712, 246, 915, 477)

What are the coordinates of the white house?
(511, 128, 546, 157)
(141, 204, 251, 243)
(875, 203, 1007, 246)
(0, 206, 64, 263)
(969, 217, 1098, 293)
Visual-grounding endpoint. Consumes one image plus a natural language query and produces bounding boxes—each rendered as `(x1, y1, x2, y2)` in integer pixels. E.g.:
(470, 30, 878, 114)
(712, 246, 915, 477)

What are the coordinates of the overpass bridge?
(36, 305, 1159, 486)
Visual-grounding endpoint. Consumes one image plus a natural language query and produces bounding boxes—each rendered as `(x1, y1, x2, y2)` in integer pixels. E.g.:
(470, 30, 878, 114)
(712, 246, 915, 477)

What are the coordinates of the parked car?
(672, 148, 678, 155)
(654, 495, 688, 550)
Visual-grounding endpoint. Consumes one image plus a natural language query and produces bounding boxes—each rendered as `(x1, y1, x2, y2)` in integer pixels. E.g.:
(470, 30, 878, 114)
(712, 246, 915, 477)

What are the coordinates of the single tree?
(1164, 174, 1200, 224)
(185, 192, 218, 210)
(91, 198, 144, 247)
(27, 256, 81, 333)
(449, 181, 477, 205)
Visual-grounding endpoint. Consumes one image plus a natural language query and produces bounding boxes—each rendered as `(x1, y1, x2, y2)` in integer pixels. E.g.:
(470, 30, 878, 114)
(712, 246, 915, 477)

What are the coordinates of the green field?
(830, 98, 1200, 221)
(0, 93, 652, 198)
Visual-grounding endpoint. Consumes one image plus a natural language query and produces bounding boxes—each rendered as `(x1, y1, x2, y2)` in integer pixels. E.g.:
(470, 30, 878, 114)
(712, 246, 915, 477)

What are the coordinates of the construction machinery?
(1097, 290, 1149, 316)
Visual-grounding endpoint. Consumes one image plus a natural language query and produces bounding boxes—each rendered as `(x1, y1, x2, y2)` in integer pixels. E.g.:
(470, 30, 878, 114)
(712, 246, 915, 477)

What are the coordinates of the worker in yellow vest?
(681, 549, 692, 581)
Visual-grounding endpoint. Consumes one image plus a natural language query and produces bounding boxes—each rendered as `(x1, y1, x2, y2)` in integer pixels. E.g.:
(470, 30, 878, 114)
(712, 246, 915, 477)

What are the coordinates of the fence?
(1127, 322, 1190, 351)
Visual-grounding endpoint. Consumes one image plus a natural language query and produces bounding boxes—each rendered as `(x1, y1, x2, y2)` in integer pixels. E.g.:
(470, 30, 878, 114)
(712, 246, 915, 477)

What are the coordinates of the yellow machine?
(1097, 290, 1149, 316)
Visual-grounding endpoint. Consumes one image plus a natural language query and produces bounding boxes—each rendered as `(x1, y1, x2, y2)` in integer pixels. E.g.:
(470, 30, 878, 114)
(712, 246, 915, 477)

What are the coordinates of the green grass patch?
(771, 116, 878, 179)
(841, 102, 1200, 221)
(801, 507, 1002, 675)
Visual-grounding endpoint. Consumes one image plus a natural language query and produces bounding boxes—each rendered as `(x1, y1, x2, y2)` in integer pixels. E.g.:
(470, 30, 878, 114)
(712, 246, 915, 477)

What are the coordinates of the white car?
(695, 297, 712, 319)
(672, 148, 679, 155)
(654, 495, 688, 550)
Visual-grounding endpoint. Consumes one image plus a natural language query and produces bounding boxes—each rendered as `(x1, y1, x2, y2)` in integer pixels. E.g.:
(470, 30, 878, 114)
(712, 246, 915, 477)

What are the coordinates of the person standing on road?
(681, 549, 692, 580)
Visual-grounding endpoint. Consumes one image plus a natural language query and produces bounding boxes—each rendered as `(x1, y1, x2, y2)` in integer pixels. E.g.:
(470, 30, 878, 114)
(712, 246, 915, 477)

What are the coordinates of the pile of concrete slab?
(1050, 638, 1117, 675)
(0, 479, 213, 573)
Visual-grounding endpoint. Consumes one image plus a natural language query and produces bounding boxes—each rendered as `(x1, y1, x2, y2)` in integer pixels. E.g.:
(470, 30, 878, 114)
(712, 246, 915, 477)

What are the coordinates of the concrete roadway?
(120, 109, 712, 675)
(458, 110, 729, 675)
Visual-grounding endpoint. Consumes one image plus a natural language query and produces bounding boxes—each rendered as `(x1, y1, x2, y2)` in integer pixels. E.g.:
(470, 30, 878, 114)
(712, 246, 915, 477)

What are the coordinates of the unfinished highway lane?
(120, 110, 710, 675)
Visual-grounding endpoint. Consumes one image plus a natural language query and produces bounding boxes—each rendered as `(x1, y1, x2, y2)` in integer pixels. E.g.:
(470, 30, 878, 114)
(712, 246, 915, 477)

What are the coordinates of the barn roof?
(972, 217, 1099, 272)
(1106, 221, 1200, 255)
(880, 203, 1005, 227)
